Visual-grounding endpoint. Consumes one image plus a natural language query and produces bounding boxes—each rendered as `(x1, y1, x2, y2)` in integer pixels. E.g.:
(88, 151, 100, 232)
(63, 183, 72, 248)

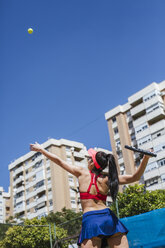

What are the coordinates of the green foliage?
(46, 207, 82, 236)
(0, 224, 9, 241)
(0, 217, 67, 248)
(111, 184, 165, 218)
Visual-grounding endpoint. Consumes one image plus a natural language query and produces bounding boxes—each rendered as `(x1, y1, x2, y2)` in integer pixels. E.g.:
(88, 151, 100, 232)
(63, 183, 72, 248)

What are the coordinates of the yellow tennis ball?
(28, 28, 33, 34)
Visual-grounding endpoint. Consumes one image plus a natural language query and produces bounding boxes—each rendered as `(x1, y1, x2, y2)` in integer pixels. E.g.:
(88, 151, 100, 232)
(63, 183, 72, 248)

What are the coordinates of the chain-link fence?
(0, 222, 56, 248)
(53, 216, 82, 248)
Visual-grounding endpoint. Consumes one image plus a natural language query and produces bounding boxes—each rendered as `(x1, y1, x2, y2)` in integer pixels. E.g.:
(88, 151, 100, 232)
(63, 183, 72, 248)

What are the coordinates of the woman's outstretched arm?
(30, 142, 83, 177)
(118, 154, 151, 185)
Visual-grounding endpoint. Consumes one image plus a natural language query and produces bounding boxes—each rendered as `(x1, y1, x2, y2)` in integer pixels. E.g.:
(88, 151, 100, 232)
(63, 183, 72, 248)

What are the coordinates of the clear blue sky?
(1, 0, 165, 191)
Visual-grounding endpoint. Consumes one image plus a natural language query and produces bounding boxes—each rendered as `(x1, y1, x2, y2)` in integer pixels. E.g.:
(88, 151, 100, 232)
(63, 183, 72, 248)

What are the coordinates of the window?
(145, 177, 159, 187)
(117, 150, 122, 159)
(143, 90, 160, 102)
(114, 127, 118, 135)
(135, 123, 148, 134)
(145, 162, 158, 173)
(47, 177, 51, 183)
(119, 164, 125, 175)
(152, 129, 165, 140)
(161, 174, 165, 182)
(32, 152, 41, 161)
(158, 159, 165, 167)
(71, 199, 76, 204)
(128, 122, 133, 129)
(116, 139, 120, 146)
(35, 180, 44, 189)
(112, 116, 116, 123)
(69, 176, 74, 182)
(137, 135, 151, 146)
(126, 111, 131, 117)
(65, 146, 70, 152)
(154, 142, 165, 153)
(131, 133, 136, 141)
(25, 161, 29, 166)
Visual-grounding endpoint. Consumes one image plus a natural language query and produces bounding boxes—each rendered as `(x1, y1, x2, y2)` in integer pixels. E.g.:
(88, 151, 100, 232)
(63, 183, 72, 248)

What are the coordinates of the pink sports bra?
(80, 171, 107, 201)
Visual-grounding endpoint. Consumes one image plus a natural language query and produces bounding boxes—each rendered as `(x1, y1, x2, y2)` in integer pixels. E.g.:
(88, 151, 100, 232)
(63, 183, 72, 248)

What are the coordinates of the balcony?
(118, 157, 124, 165)
(16, 186, 25, 194)
(13, 166, 24, 177)
(16, 195, 25, 204)
(150, 119, 165, 134)
(26, 200, 37, 210)
(143, 168, 160, 181)
(133, 115, 148, 128)
(37, 206, 48, 216)
(74, 151, 84, 159)
(13, 176, 24, 187)
(112, 121, 117, 129)
(15, 202, 25, 213)
(130, 103, 145, 117)
(37, 195, 47, 205)
(159, 166, 165, 175)
(147, 108, 165, 124)
(146, 183, 162, 191)
(152, 134, 165, 147)
(49, 206, 54, 212)
(135, 128, 150, 141)
(29, 207, 48, 219)
(26, 190, 36, 200)
(144, 94, 163, 109)
(25, 180, 36, 190)
(48, 193, 52, 200)
(36, 185, 46, 195)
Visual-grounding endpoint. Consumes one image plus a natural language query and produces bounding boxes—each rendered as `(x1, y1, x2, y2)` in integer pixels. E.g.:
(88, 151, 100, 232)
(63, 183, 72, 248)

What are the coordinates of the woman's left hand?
(30, 142, 43, 152)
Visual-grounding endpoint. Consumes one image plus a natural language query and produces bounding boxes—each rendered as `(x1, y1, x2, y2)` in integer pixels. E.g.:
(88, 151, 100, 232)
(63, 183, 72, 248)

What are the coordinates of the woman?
(30, 142, 151, 248)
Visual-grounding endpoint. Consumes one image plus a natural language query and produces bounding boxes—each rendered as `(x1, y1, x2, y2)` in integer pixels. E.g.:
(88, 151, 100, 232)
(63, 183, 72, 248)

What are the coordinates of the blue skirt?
(77, 208, 128, 246)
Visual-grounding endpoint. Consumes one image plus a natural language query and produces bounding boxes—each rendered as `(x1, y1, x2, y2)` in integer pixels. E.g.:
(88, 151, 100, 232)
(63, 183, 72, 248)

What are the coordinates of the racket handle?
(124, 145, 157, 157)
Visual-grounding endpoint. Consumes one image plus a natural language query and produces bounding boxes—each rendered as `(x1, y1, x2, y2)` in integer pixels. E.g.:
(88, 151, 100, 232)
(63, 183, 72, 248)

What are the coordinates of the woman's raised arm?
(30, 142, 83, 177)
(118, 154, 151, 185)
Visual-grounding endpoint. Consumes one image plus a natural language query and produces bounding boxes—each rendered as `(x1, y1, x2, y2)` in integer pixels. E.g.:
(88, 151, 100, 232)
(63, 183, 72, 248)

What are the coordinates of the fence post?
(116, 199, 120, 219)
(54, 223, 56, 241)
(49, 223, 53, 248)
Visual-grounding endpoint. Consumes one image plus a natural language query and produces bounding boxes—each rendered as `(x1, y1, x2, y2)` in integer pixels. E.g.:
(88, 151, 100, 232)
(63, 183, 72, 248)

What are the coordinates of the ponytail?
(106, 154, 119, 202)
(94, 151, 119, 202)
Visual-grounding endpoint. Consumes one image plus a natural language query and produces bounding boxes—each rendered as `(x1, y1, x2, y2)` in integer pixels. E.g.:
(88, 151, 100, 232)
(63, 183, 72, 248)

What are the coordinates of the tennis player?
(30, 142, 151, 248)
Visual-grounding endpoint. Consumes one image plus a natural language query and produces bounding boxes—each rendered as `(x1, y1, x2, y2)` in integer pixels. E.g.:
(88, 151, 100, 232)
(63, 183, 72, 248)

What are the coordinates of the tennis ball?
(28, 28, 33, 34)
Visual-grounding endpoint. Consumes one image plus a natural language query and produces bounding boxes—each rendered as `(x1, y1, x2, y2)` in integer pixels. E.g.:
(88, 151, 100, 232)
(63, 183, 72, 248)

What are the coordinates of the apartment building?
(105, 81, 165, 191)
(9, 138, 111, 220)
(0, 187, 11, 223)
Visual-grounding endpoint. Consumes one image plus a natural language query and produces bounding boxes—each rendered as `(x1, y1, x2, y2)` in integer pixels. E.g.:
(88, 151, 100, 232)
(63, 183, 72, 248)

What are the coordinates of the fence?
(1, 208, 165, 248)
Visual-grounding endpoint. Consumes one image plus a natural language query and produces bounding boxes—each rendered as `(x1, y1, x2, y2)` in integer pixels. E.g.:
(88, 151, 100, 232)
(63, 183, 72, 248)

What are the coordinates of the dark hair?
(92, 152, 119, 202)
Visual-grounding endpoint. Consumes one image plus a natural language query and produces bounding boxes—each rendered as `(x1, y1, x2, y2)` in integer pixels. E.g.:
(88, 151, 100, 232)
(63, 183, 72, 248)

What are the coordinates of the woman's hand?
(30, 142, 43, 152)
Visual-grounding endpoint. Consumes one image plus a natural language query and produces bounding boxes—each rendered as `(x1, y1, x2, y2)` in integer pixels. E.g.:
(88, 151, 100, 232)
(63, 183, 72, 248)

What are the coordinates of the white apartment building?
(105, 80, 165, 191)
(0, 187, 11, 223)
(9, 138, 111, 220)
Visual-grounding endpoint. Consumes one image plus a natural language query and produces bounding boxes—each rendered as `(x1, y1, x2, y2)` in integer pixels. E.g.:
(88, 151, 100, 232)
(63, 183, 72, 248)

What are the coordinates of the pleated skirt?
(77, 208, 128, 246)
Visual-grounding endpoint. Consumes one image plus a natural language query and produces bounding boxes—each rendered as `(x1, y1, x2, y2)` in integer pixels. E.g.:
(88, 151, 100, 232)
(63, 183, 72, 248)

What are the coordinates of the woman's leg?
(81, 237, 102, 248)
(107, 233, 129, 248)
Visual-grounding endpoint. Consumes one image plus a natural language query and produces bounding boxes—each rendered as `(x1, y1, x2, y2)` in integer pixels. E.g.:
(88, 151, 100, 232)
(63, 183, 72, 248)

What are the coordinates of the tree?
(111, 184, 165, 218)
(0, 217, 67, 248)
(46, 207, 82, 236)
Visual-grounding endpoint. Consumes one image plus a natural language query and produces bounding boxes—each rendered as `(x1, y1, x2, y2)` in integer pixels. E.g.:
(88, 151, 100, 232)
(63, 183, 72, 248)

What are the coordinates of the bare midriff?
(81, 198, 108, 213)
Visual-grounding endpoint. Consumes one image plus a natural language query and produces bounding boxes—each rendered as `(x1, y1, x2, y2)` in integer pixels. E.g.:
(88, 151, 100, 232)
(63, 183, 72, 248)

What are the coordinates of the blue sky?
(1, 0, 165, 191)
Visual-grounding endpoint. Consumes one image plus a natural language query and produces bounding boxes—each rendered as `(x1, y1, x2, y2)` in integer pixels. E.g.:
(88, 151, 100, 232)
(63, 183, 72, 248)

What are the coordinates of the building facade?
(0, 187, 11, 223)
(9, 138, 111, 220)
(105, 81, 165, 191)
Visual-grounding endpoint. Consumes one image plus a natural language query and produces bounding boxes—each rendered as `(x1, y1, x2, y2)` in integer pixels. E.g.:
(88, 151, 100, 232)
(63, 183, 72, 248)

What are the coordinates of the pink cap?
(88, 148, 101, 169)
